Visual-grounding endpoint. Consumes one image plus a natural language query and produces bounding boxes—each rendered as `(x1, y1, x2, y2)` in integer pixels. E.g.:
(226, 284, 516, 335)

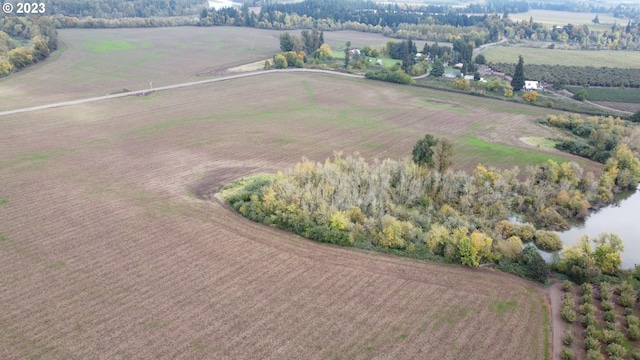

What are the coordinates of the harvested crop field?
(0, 27, 583, 359)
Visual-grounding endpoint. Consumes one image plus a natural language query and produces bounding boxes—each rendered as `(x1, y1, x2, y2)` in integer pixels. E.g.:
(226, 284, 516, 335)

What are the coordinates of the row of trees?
(490, 62, 640, 88)
(44, 0, 207, 18)
(198, 1, 640, 49)
(560, 281, 640, 360)
(0, 16, 58, 77)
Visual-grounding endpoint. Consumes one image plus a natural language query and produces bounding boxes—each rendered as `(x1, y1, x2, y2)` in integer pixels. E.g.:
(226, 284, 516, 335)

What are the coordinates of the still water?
(558, 188, 640, 269)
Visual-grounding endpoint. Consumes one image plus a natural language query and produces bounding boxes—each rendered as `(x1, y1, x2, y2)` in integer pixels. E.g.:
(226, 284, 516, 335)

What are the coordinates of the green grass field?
(460, 136, 568, 166)
(482, 47, 640, 69)
(566, 86, 640, 103)
(509, 10, 618, 27)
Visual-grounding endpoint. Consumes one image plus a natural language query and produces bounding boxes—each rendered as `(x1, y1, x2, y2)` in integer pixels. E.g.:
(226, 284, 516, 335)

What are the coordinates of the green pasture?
(459, 136, 567, 166)
(566, 86, 640, 103)
(86, 40, 138, 52)
(482, 47, 640, 69)
(509, 10, 618, 27)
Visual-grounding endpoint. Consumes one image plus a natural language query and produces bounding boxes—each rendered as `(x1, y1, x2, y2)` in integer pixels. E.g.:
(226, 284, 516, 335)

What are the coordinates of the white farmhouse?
(525, 81, 540, 90)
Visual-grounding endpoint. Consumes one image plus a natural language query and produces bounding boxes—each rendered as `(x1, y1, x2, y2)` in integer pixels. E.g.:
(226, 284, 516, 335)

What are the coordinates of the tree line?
(0, 16, 58, 77)
(489, 62, 640, 88)
(44, 0, 207, 18)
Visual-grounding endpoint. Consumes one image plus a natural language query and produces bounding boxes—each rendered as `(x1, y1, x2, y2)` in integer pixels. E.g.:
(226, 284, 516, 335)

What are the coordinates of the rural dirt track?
(0, 72, 551, 359)
(0, 69, 363, 117)
(549, 281, 565, 360)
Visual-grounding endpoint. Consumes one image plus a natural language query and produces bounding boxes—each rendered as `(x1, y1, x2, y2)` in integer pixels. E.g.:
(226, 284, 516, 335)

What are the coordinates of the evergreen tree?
(430, 59, 445, 77)
(401, 38, 416, 73)
(511, 55, 525, 91)
(344, 41, 351, 68)
(279, 32, 294, 52)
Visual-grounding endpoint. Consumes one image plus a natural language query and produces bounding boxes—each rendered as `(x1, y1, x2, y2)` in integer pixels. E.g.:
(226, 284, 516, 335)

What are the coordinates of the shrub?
(586, 325, 600, 339)
(581, 294, 592, 304)
(273, 54, 288, 69)
(625, 308, 633, 316)
(615, 281, 633, 295)
(583, 313, 597, 327)
(602, 328, 624, 344)
(534, 230, 562, 251)
(365, 68, 415, 84)
(607, 343, 626, 358)
(628, 325, 640, 341)
(560, 347, 575, 360)
(627, 315, 640, 327)
(599, 283, 612, 300)
(511, 223, 536, 242)
(619, 292, 635, 308)
(604, 310, 617, 323)
(580, 303, 596, 315)
(563, 330, 574, 345)
(584, 336, 600, 351)
(574, 88, 588, 101)
(601, 300, 614, 311)
(523, 91, 538, 102)
(630, 110, 640, 123)
(561, 280, 572, 292)
(586, 350, 604, 360)
(581, 283, 594, 296)
(631, 349, 640, 360)
(562, 292, 574, 306)
(561, 305, 577, 323)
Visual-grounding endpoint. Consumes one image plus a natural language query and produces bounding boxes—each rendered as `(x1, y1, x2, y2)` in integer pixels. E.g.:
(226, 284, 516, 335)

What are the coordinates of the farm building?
(525, 81, 540, 90)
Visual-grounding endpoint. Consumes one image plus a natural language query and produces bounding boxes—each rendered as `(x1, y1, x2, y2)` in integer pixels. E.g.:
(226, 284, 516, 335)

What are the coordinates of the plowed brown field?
(0, 27, 576, 359)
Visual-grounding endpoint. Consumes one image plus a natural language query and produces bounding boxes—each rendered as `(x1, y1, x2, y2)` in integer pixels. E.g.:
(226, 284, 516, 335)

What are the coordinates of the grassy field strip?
(482, 47, 640, 68)
(509, 10, 618, 26)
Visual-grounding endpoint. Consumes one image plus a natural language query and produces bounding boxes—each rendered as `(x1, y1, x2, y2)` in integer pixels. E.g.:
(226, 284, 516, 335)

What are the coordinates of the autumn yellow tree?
(504, 83, 513, 97)
(522, 91, 538, 102)
(316, 43, 332, 60)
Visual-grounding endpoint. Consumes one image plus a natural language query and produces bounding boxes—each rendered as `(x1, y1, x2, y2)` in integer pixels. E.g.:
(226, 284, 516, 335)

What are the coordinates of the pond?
(557, 188, 640, 269)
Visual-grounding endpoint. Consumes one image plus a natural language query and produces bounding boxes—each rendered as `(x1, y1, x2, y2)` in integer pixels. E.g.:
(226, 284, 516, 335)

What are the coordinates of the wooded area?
(0, 16, 58, 76)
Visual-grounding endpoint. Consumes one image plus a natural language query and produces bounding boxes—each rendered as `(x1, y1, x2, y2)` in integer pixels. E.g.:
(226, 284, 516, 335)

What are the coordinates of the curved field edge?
(220, 174, 551, 359)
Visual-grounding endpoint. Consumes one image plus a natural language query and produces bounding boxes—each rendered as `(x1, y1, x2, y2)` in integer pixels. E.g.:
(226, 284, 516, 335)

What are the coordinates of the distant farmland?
(509, 9, 618, 28)
(482, 46, 640, 69)
(0, 26, 592, 359)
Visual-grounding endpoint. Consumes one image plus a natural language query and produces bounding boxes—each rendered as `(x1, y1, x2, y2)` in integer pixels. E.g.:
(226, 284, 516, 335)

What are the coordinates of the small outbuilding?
(525, 81, 540, 90)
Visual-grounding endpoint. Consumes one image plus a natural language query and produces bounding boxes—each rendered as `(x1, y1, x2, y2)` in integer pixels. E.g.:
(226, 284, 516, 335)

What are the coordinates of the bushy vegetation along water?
(222, 128, 640, 282)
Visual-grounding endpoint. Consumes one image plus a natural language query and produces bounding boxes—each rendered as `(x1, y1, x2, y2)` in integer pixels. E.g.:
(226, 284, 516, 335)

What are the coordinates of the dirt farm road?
(549, 281, 565, 360)
(0, 69, 364, 117)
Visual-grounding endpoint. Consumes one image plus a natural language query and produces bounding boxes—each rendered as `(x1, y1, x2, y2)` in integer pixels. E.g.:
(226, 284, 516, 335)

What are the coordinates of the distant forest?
(44, 0, 208, 18)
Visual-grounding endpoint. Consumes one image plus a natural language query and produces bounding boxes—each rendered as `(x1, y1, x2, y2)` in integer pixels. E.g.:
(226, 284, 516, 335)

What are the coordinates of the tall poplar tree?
(511, 55, 525, 91)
